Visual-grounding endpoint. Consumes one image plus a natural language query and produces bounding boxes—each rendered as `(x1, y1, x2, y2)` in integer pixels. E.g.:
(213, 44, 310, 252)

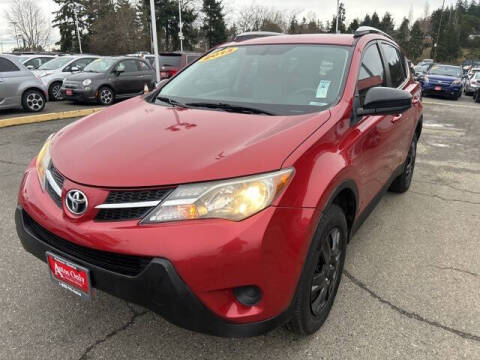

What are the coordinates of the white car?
(33, 55, 99, 101)
(464, 68, 480, 95)
(17, 55, 56, 70)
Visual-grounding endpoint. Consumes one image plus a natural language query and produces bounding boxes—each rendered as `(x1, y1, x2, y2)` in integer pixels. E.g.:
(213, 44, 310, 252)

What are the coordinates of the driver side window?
(358, 44, 385, 105)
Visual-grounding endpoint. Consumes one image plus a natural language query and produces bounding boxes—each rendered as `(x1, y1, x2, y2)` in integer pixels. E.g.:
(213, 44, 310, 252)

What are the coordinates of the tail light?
(160, 69, 178, 79)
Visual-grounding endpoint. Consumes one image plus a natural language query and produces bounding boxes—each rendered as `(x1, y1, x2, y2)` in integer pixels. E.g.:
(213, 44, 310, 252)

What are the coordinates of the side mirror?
(114, 68, 125, 76)
(71, 66, 80, 72)
(357, 87, 412, 116)
(26, 65, 34, 70)
(157, 79, 169, 88)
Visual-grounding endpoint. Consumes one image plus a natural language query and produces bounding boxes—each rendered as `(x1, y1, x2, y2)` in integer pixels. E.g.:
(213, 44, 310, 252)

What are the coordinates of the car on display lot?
(419, 64, 464, 100)
(473, 73, 480, 103)
(61, 57, 156, 105)
(413, 62, 432, 81)
(15, 26, 422, 337)
(0, 54, 47, 113)
(156, 52, 202, 79)
(16, 54, 57, 70)
(464, 67, 480, 95)
(33, 55, 99, 101)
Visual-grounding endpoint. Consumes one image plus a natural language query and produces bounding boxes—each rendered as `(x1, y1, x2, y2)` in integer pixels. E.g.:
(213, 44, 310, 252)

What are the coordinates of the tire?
(389, 134, 417, 193)
(48, 82, 63, 101)
(22, 89, 46, 113)
(97, 86, 115, 105)
(475, 91, 480, 103)
(285, 204, 347, 335)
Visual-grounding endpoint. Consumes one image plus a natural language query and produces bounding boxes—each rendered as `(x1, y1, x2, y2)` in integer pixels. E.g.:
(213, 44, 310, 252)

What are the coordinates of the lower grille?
(23, 211, 152, 276)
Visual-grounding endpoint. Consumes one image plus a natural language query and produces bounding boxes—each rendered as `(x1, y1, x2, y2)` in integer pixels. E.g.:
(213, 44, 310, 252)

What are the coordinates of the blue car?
(420, 64, 463, 100)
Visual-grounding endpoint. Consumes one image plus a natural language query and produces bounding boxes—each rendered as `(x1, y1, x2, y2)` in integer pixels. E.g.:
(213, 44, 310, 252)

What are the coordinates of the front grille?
(23, 211, 152, 276)
(95, 188, 172, 222)
(47, 163, 64, 208)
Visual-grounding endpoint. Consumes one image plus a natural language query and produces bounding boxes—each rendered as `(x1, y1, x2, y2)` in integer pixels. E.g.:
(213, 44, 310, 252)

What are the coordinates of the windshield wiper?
(186, 102, 274, 115)
(156, 96, 188, 108)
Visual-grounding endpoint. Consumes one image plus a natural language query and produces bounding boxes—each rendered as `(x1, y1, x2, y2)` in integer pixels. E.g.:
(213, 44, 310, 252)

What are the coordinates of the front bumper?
(61, 87, 97, 103)
(15, 206, 290, 337)
(16, 165, 317, 336)
(422, 83, 462, 97)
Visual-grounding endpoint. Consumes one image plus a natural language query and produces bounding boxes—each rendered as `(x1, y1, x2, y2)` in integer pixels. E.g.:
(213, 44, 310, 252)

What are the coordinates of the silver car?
(33, 55, 99, 101)
(0, 54, 47, 113)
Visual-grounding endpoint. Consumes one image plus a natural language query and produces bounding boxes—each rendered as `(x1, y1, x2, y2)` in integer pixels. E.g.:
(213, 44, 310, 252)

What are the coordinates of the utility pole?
(71, 4, 82, 54)
(150, 0, 161, 83)
(178, 0, 184, 52)
(336, 0, 340, 33)
(432, 0, 446, 62)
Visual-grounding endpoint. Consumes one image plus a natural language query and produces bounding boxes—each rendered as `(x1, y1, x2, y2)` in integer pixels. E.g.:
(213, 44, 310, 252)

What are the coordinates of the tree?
(202, 0, 227, 48)
(361, 15, 372, 26)
(329, 2, 346, 33)
(408, 21, 425, 61)
(5, 0, 51, 51)
(370, 12, 381, 29)
(347, 19, 360, 33)
(395, 18, 410, 51)
(52, 0, 85, 52)
(380, 12, 395, 35)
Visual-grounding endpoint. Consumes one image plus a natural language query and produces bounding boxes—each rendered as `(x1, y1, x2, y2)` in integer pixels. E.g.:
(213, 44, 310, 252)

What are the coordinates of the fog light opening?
(233, 285, 262, 306)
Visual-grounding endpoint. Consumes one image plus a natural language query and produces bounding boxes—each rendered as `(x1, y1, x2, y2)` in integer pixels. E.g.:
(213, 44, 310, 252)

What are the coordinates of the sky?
(0, 0, 459, 53)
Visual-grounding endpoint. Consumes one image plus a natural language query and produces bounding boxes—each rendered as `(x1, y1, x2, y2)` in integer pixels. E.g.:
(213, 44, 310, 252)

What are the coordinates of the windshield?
(159, 45, 351, 115)
(84, 58, 117, 73)
(475, 72, 480, 80)
(38, 57, 73, 70)
(428, 65, 462, 78)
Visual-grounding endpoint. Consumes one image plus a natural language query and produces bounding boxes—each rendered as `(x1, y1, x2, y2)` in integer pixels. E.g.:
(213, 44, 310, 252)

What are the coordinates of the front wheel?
(97, 86, 115, 105)
(474, 91, 480, 103)
(389, 135, 417, 193)
(48, 82, 63, 101)
(286, 205, 347, 335)
(22, 90, 46, 112)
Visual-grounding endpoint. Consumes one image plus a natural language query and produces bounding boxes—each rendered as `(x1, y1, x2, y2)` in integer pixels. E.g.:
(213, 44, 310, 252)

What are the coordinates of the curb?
(0, 108, 104, 129)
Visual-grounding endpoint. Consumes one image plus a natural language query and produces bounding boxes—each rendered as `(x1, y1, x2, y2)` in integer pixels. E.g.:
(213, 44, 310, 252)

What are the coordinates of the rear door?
(0, 57, 24, 109)
(379, 42, 418, 170)
(351, 42, 399, 208)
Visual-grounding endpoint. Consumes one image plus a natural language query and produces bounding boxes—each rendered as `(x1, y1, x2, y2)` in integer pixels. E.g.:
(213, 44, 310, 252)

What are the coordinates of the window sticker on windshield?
(199, 47, 238, 63)
(309, 101, 328, 106)
(316, 80, 331, 98)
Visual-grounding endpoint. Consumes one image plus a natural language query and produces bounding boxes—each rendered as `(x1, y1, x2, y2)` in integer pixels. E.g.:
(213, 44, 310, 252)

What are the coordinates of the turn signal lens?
(141, 168, 294, 223)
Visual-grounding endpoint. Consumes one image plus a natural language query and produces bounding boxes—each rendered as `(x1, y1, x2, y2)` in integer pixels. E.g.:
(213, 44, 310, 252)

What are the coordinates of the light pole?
(178, 0, 184, 52)
(150, 0, 161, 83)
(336, 0, 340, 34)
(432, 0, 446, 62)
(70, 3, 83, 54)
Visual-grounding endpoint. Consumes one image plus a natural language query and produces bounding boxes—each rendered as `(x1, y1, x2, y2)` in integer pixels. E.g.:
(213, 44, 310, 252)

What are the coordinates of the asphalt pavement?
(0, 101, 105, 121)
(0, 95, 479, 359)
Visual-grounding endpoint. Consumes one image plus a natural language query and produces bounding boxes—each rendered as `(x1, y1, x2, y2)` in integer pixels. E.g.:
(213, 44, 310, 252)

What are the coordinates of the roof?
(225, 34, 356, 47)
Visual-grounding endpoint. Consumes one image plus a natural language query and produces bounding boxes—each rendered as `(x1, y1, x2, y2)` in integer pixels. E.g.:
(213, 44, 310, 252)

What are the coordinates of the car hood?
(427, 74, 460, 82)
(51, 97, 331, 187)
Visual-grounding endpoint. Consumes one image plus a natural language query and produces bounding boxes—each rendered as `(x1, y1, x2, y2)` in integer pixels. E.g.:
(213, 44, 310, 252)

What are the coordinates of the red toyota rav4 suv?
(15, 27, 422, 337)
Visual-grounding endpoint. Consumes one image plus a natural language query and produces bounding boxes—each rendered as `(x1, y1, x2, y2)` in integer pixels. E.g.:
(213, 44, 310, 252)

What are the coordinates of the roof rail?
(354, 26, 393, 40)
(233, 31, 284, 42)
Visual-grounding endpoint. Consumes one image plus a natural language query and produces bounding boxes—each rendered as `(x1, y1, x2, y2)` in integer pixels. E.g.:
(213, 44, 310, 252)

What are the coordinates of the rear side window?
(0, 58, 20, 72)
(137, 61, 151, 71)
(381, 43, 406, 88)
(117, 60, 138, 73)
(358, 44, 385, 92)
(186, 55, 199, 64)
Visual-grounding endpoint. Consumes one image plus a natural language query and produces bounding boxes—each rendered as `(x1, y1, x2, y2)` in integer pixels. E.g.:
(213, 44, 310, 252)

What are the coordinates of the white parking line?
(423, 100, 479, 110)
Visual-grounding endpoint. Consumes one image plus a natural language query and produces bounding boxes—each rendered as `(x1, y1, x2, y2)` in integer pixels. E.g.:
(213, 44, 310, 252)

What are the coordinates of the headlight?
(82, 79, 92, 86)
(141, 168, 294, 224)
(423, 76, 429, 83)
(35, 134, 54, 191)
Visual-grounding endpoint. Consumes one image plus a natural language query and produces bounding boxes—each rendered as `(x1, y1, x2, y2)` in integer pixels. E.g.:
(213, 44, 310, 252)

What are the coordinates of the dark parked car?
(61, 57, 156, 105)
(419, 64, 463, 100)
(156, 52, 201, 79)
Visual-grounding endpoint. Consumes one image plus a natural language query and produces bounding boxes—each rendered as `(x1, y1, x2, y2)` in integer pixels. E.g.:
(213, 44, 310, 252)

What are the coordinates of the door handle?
(391, 114, 402, 123)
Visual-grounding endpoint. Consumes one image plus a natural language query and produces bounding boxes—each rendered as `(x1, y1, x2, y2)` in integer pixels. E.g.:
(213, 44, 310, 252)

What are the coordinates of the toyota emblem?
(66, 190, 88, 215)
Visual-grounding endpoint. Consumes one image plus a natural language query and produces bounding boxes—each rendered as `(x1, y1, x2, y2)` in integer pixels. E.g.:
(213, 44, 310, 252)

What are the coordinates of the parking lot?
(0, 95, 479, 359)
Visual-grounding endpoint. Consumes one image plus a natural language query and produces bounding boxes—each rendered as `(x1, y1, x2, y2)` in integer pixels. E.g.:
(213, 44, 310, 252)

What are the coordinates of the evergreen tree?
(408, 21, 425, 61)
(380, 12, 395, 35)
(361, 15, 372, 26)
(329, 2, 346, 33)
(370, 12, 381, 29)
(52, 0, 87, 52)
(347, 19, 360, 33)
(395, 18, 410, 51)
(202, 0, 227, 48)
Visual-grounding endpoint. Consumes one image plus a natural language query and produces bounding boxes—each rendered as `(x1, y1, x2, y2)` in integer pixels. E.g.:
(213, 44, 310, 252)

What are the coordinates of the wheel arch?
(22, 87, 47, 100)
